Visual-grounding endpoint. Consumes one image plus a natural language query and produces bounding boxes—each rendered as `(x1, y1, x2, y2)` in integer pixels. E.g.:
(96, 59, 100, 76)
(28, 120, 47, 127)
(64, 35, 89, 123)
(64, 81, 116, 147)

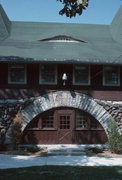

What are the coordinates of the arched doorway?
(22, 107, 108, 144)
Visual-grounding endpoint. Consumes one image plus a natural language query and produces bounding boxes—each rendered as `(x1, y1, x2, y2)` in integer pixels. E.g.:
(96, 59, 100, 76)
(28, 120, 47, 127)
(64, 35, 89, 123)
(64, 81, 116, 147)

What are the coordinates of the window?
(73, 65, 90, 85)
(76, 111, 88, 129)
(8, 64, 26, 84)
(76, 110, 103, 130)
(39, 35, 86, 43)
(103, 66, 120, 86)
(42, 116, 54, 128)
(39, 64, 57, 84)
(40, 109, 55, 130)
(90, 118, 102, 129)
(49, 36, 74, 42)
(59, 115, 70, 129)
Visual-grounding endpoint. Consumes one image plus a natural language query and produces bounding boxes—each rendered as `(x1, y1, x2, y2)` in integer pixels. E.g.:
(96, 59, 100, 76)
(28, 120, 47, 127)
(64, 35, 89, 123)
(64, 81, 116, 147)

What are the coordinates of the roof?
(0, 5, 11, 41)
(0, 5, 122, 65)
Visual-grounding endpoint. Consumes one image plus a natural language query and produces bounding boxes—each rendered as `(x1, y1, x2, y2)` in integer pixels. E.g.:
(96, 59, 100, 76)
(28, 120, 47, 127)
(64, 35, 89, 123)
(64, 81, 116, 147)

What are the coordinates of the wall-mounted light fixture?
(62, 73, 67, 86)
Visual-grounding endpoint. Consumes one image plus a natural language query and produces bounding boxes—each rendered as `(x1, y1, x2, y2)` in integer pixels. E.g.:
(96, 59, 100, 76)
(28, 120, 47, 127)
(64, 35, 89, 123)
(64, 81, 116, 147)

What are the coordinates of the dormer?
(39, 35, 87, 43)
(0, 4, 11, 41)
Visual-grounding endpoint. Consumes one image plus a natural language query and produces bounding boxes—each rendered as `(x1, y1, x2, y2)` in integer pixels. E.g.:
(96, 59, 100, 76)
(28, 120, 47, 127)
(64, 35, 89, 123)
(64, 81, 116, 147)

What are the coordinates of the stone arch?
(21, 91, 112, 135)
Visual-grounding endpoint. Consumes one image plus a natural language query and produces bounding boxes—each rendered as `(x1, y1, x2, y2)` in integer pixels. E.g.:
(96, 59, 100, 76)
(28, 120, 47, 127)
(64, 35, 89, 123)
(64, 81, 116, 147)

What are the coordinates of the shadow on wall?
(22, 130, 38, 145)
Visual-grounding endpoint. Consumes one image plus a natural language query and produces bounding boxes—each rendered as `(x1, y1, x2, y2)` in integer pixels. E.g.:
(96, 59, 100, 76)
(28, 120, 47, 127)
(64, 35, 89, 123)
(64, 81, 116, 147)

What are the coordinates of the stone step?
(48, 149, 86, 156)
(37, 144, 107, 156)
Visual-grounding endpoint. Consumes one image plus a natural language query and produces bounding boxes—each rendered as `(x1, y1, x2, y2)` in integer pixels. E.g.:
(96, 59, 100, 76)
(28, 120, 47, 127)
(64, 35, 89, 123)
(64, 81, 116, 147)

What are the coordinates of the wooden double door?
(23, 108, 107, 144)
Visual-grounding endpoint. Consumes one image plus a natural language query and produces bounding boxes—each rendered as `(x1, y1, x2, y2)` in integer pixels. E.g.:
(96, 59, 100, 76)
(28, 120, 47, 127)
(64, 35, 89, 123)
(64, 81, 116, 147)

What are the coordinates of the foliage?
(107, 119, 122, 154)
(57, 0, 89, 18)
(87, 146, 104, 154)
(10, 113, 22, 150)
(26, 145, 40, 153)
(0, 166, 122, 180)
(0, 128, 6, 144)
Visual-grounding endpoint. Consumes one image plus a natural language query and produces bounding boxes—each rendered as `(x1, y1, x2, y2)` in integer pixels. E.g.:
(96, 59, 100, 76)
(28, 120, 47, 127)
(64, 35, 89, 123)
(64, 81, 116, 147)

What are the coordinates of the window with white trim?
(39, 64, 57, 84)
(8, 64, 26, 84)
(73, 65, 90, 85)
(103, 66, 120, 86)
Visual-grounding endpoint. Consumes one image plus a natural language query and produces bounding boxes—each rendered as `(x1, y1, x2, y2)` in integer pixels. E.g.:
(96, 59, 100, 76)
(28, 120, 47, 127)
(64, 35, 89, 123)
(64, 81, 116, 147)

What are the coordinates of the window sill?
(73, 83, 90, 86)
(26, 128, 40, 131)
(41, 128, 57, 131)
(8, 82, 27, 85)
(75, 128, 88, 131)
(75, 128, 104, 131)
(103, 84, 120, 87)
(39, 83, 57, 85)
(27, 128, 57, 131)
(90, 128, 104, 131)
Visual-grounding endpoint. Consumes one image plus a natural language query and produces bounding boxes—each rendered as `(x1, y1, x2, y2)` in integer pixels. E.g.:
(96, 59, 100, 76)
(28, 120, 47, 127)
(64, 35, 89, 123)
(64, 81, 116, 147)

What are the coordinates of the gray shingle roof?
(0, 5, 122, 65)
(0, 5, 11, 41)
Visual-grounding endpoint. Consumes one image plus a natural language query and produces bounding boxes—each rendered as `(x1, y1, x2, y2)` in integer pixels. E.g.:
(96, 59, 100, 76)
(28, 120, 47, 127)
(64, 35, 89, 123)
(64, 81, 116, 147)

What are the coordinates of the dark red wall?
(0, 63, 122, 101)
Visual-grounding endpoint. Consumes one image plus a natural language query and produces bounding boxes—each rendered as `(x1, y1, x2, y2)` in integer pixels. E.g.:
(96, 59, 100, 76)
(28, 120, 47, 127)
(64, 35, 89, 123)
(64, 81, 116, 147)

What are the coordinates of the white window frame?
(103, 65, 120, 86)
(8, 64, 27, 84)
(39, 64, 57, 85)
(73, 64, 90, 85)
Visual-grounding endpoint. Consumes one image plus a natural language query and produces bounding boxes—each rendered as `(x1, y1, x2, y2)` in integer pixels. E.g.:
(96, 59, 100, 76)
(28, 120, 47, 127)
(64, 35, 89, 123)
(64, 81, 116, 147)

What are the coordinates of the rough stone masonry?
(0, 91, 122, 144)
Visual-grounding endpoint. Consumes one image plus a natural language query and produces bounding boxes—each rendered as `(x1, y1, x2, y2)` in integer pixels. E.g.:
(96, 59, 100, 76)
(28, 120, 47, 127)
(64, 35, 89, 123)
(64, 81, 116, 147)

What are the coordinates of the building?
(0, 5, 122, 145)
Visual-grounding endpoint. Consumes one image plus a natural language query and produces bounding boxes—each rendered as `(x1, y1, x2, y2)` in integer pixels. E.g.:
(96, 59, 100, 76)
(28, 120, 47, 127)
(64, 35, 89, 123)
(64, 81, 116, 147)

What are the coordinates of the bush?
(10, 113, 22, 150)
(0, 128, 6, 144)
(26, 145, 40, 153)
(87, 146, 104, 153)
(11, 121, 22, 150)
(107, 119, 122, 154)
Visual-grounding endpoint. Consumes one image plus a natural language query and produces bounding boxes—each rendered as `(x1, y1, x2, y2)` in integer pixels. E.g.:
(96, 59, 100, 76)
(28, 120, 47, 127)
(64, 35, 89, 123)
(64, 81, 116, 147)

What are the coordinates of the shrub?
(26, 145, 40, 153)
(87, 146, 104, 153)
(10, 113, 22, 150)
(0, 128, 6, 144)
(107, 119, 122, 154)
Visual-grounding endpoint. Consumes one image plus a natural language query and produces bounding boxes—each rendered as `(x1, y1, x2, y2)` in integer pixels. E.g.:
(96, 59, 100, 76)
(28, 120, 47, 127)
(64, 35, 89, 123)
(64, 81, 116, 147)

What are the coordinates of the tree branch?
(57, 0, 89, 18)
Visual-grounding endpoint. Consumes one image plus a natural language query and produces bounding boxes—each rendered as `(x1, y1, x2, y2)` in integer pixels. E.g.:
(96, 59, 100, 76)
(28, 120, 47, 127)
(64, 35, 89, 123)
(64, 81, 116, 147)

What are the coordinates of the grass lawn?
(0, 166, 122, 180)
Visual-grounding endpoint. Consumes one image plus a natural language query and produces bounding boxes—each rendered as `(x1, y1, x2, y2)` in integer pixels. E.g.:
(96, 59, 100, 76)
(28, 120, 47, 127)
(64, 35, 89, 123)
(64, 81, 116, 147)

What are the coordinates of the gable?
(110, 6, 122, 44)
(0, 5, 11, 41)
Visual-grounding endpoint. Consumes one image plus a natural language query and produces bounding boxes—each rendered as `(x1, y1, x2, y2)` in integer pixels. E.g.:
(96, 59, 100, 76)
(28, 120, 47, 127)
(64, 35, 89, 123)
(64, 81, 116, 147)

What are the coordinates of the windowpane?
(42, 116, 54, 128)
(40, 65, 56, 84)
(76, 111, 88, 129)
(103, 66, 119, 85)
(74, 65, 89, 84)
(9, 65, 26, 84)
(60, 115, 70, 129)
(90, 118, 102, 129)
